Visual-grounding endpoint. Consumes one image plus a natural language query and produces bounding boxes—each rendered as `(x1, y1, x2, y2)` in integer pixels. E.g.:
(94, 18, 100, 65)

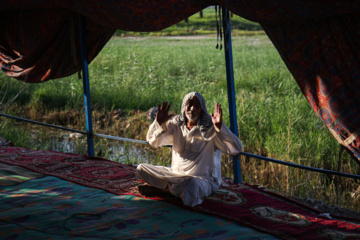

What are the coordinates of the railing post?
(79, 15, 94, 157)
(222, 8, 242, 183)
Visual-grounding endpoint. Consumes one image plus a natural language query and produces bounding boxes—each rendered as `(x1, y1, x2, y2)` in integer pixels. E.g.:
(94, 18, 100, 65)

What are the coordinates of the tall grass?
(1, 35, 359, 211)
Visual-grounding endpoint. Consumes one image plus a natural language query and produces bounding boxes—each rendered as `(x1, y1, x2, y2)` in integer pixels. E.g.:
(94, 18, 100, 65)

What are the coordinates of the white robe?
(136, 118, 243, 206)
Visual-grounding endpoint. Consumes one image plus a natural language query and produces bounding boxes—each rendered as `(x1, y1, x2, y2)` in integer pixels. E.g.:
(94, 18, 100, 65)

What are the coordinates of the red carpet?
(0, 146, 359, 239)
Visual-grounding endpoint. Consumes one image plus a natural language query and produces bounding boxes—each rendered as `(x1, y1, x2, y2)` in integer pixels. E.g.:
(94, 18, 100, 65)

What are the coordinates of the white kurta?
(136, 118, 243, 206)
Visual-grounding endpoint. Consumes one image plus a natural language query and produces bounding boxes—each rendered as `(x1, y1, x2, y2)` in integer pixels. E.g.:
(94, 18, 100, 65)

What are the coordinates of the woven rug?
(0, 162, 43, 186)
(0, 146, 359, 240)
(0, 175, 279, 239)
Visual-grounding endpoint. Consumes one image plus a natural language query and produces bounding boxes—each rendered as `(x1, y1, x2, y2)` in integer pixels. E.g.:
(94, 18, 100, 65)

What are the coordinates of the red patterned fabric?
(0, 146, 143, 195)
(1, 0, 359, 83)
(260, 15, 360, 163)
(218, 1, 359, 23)
(198, 184, 360, 240)
(0, 0, 212, 82)
(1, 1, 360, 160)
(0, 145, 359, 240)
(0, 10, 115, 82)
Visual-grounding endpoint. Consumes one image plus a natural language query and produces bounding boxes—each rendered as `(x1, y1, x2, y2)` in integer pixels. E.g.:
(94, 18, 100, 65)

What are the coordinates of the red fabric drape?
(1, 0, 360, 162)
(0, 1, 213, 82)
(0, 10, 115, 82)
(260, 15, 360, 164)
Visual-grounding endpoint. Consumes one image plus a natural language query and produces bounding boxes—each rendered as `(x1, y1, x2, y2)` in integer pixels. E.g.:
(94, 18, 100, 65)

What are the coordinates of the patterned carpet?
(0, 146, 359, 239)
(0, 174, 279, 239)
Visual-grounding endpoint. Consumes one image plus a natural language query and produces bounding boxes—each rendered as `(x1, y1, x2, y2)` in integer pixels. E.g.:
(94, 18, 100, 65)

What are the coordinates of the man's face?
(185, 96, 201, 123)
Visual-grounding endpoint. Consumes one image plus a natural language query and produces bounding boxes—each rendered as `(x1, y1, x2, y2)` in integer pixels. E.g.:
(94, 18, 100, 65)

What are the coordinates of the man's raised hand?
(156, 101, 174, 125)
(211, 103, 222, 130)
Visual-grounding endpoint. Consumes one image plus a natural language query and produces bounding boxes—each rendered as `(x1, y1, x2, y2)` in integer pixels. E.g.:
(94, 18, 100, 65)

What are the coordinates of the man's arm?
(146, 101, 174, 148)
(211, 103, 243, 155)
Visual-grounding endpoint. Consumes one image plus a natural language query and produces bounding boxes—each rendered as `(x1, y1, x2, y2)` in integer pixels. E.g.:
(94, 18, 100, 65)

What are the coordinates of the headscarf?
(175, 92, 216, 141)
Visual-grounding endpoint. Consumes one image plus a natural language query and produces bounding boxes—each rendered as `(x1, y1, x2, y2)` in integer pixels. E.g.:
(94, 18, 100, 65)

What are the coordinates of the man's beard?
(185, 111, 200, 123)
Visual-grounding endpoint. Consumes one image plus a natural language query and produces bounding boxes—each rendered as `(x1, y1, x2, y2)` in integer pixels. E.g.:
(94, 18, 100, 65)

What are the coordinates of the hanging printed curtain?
(1, 0, 360, 163)
(260, 15, 360, 164)
(0, 0, 211, 82)
(0, 10, 115, 82)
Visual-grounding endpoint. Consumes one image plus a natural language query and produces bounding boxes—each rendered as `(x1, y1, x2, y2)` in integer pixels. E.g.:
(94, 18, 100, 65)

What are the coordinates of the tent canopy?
(1, 0, 360, 164)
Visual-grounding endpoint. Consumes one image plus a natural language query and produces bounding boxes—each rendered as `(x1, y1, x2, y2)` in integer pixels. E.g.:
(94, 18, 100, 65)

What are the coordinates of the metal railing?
(1, 112, 359, 181)
(0, 113, 149, 145)
(238, 152, 360, 180)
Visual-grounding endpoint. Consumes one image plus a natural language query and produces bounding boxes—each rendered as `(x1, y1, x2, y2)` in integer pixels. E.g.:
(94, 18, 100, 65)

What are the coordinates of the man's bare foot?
(138, 185, 171, 197)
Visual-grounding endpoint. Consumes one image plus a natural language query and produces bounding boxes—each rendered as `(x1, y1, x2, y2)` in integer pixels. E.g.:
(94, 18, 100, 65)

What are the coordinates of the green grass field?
(1, 35, 359, 211)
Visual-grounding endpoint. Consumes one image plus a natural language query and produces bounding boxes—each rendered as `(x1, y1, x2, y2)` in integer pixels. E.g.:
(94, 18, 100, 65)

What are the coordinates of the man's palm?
(211, 103, 222, 130)
(156, 101, 173, 125)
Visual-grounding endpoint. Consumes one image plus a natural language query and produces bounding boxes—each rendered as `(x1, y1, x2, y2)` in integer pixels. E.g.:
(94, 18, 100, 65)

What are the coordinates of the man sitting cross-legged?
(137, 92, 243, 207)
